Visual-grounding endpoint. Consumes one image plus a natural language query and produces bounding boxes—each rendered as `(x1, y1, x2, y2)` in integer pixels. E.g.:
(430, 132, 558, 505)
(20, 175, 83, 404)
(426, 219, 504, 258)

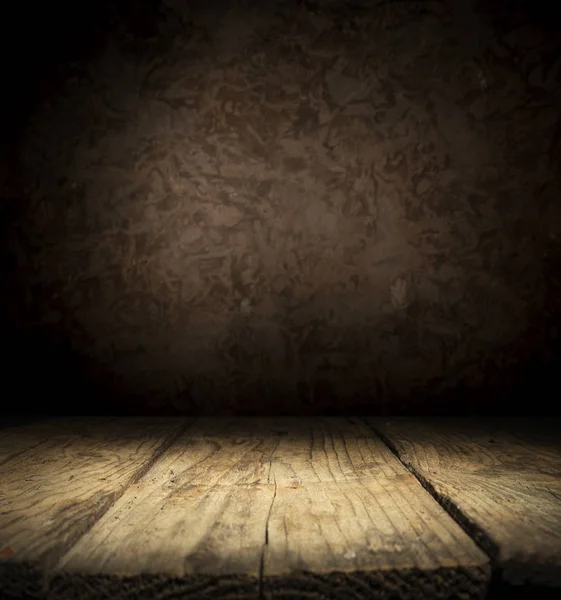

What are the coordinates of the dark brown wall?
(2, 0, 560, 416)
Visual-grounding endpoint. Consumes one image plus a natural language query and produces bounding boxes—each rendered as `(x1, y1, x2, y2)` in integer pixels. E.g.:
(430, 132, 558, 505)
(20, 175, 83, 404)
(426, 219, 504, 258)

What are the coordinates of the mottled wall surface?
(2, 0, 560, 415)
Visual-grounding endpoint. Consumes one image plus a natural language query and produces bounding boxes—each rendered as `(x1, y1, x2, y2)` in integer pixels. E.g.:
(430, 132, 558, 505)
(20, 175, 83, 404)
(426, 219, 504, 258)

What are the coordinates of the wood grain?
(3, 418, 494, 599)
(0, 417, 186, 599)
(50, 418, 284, 600)
(262, 418, 490, 599)
(371, 418, 561, 587)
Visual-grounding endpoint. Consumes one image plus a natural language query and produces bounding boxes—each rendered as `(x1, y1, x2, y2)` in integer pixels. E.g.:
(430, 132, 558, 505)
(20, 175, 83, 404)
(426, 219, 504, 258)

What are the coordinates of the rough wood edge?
(46, 572, 259, 600)
(0, 418, 194, 600)
(262, 564, 491, 600)
(0, 561, 44, 600)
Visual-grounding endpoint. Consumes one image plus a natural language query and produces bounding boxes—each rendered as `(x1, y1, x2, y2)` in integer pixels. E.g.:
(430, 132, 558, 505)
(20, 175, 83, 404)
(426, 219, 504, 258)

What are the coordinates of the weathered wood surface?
(371, 418, 561, 587)
(0, 417, 187, 599)
(51, 418, 281, 600)
(50, 418, 489, 600)
(262, 418, 489, 599)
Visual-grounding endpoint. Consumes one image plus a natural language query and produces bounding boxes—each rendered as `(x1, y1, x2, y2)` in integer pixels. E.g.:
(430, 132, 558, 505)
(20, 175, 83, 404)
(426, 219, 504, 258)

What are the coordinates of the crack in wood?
(259, 477, 277, 600)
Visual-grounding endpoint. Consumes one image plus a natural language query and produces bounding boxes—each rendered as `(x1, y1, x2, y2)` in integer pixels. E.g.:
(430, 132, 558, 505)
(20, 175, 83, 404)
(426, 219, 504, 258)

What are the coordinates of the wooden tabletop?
(0, 417, 559, 599)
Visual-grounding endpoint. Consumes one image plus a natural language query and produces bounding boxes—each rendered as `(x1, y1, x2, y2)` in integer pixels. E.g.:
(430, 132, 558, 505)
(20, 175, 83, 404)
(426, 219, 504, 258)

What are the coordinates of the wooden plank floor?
(0, 418, 186, 599)
(372, 418, 561, 589)
(0, 418, 559, 599)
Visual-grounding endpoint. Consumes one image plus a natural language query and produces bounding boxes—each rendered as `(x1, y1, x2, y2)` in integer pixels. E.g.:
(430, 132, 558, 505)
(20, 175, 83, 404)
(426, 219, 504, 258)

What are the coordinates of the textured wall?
(2, 0, 560, 415)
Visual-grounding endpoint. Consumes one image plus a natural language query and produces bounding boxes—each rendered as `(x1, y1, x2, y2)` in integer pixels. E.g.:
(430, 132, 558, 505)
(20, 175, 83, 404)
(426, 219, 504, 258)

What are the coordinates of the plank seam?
(259, 476, 277, 600)
(366, 421, 500, 564)
(42, 418, 194, 592)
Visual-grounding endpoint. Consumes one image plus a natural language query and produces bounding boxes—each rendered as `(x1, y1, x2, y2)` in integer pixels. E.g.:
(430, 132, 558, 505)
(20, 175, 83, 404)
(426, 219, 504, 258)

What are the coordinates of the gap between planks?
(1, 417, 494, 600)
(366, 419, 499, 559)
(47, 417, 489, 600)
(368, 417, 561, 590)
(0, 417, 193, 599)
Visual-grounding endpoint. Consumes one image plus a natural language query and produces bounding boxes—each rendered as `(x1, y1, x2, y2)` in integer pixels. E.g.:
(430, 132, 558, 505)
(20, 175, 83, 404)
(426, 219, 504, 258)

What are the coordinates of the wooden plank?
(49, 418, 283, 600)
(0, 417, 186, 599)
(371, 418, 561, 587)
(263, 418, 490, 599)
(51, 418, 490, 600)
